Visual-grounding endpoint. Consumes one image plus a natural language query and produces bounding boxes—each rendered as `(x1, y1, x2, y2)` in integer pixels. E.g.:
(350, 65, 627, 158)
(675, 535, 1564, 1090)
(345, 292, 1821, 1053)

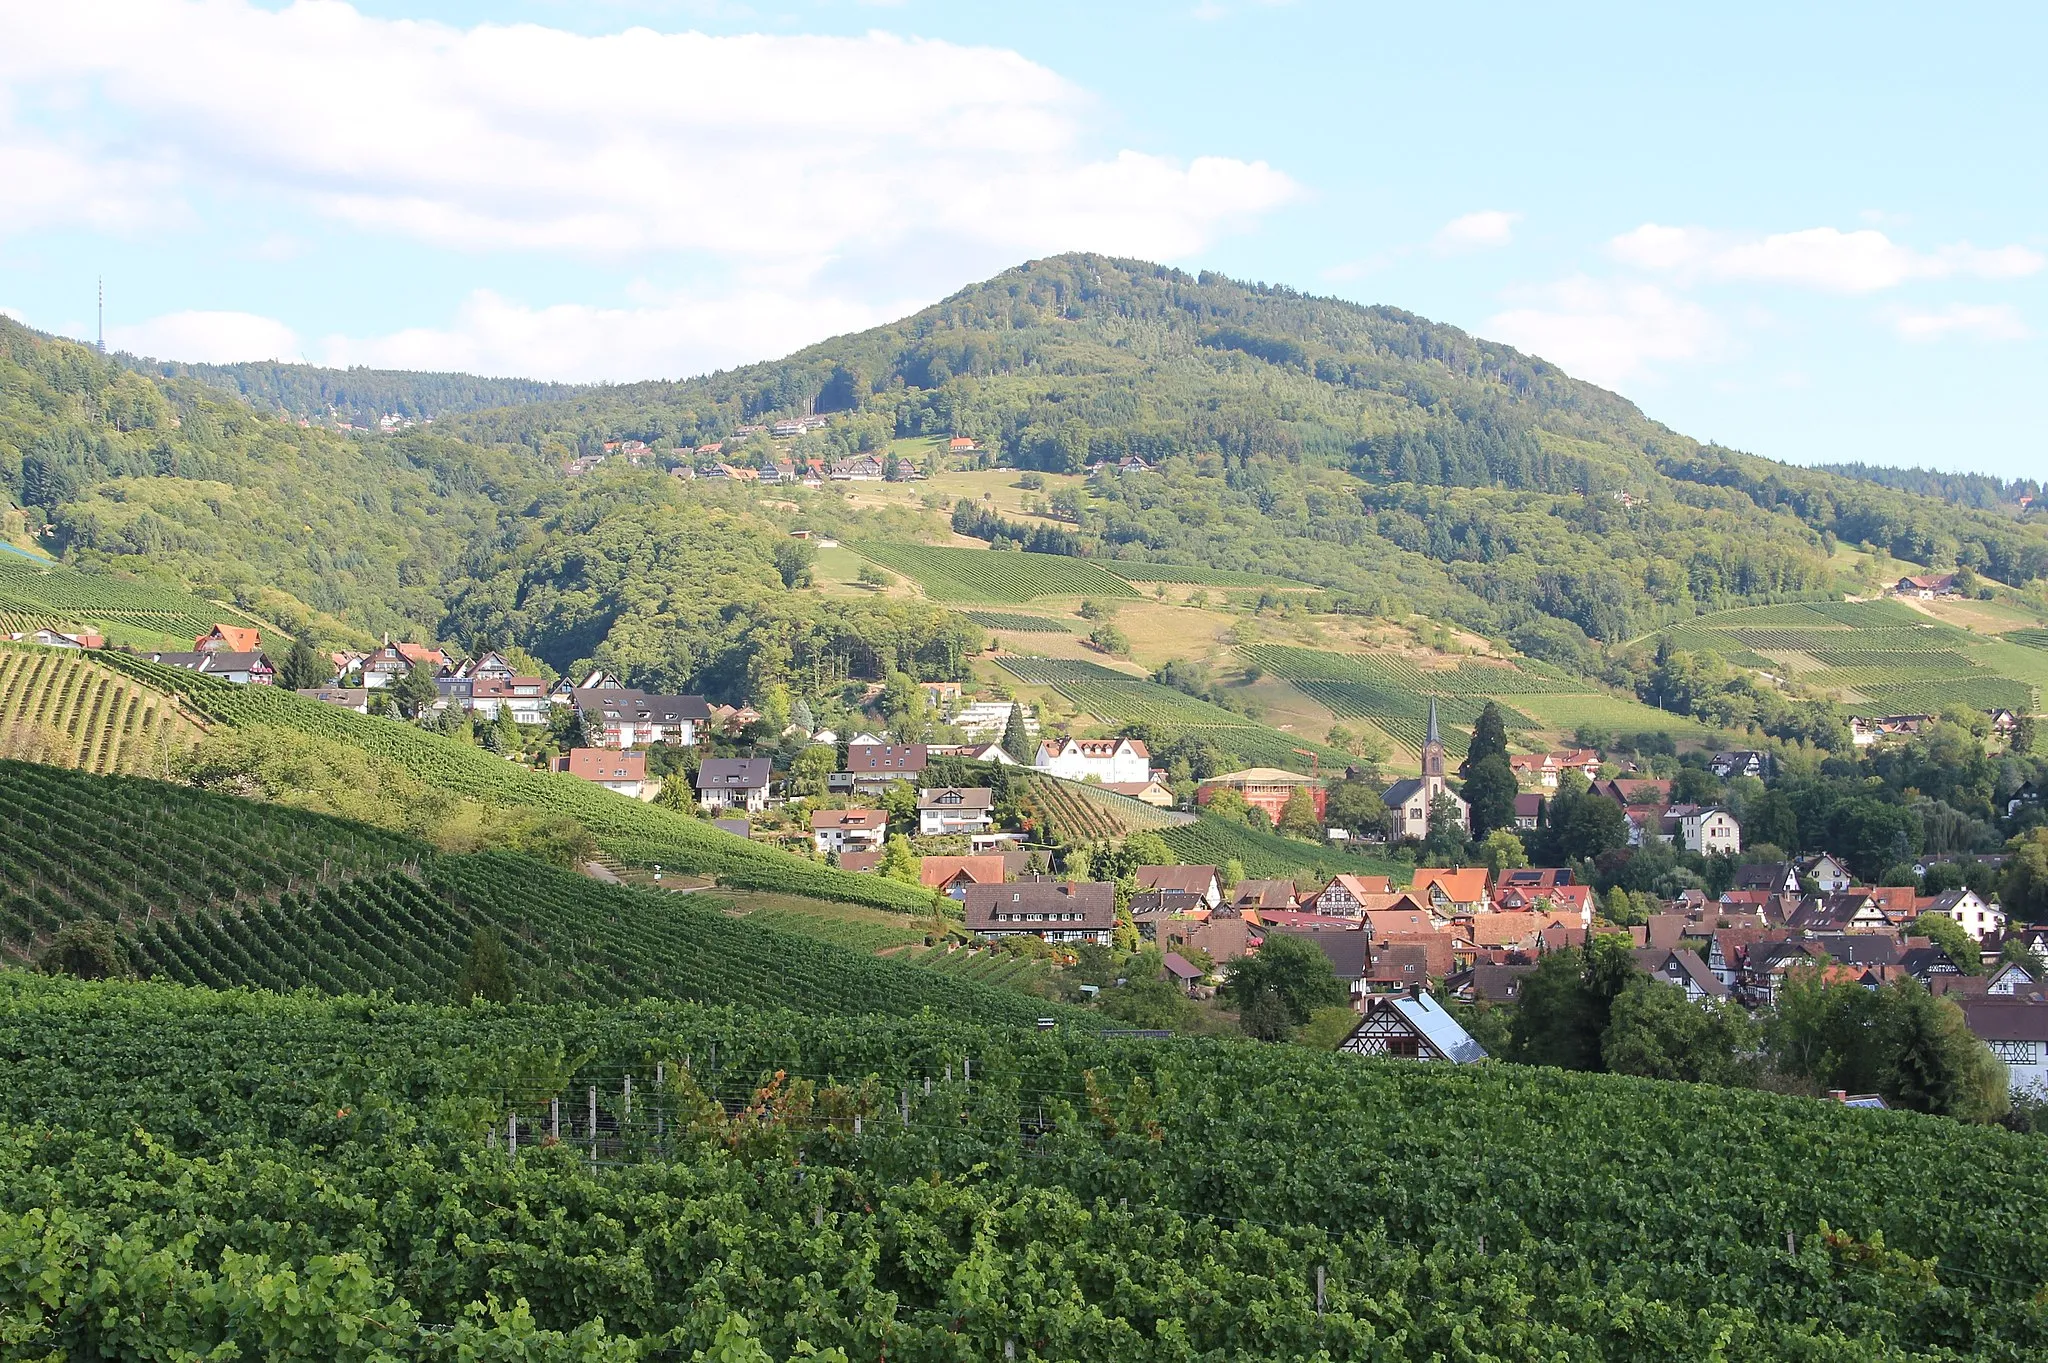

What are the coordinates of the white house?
(954, 702, 1037, 740)
(810, 808, 888, 856)
(1660, 805, 1741, 856)
(555, 748, 648, 799)
(918, 787, 994, 837)
(1929, 888, 2005, 943)
(1034, 736, 1151, 784)
(696, 758, 773, 812)
(1959, 998, 2048, 1097)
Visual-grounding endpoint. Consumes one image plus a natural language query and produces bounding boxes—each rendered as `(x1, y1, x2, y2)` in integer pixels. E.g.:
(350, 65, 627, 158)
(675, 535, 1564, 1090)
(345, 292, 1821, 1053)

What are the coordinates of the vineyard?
(1647, 601, 2043, 717)
(1160, 812, 1405, 883)
(856, 542, 1141, 601)
(12, 973, 2048, 1359)
(0, 644, 201, 772)
(1097, 561, 1307, 588)
(1013, 770, 1191, 843)
(961, 610, 1074, 632)
(997, 654, 1350, 773)
(0, 556, 262, 648)
(0, 762, 1055, 1024)
(89, 652, 941, 912)
(1239, 644, 1590, 757)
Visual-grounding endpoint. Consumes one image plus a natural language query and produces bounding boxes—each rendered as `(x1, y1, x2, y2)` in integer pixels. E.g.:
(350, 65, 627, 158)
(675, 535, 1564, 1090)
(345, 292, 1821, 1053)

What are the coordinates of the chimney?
(1827, 1090, 1847, 1103)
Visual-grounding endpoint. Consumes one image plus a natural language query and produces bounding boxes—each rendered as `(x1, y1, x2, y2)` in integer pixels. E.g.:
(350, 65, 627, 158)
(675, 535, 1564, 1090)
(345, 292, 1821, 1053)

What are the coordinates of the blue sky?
(2, 0, 2042, 477)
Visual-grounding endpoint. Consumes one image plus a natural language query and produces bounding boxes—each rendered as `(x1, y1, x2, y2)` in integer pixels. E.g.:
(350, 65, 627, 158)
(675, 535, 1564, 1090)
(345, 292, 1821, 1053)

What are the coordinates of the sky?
(1, 0, 2043, 478)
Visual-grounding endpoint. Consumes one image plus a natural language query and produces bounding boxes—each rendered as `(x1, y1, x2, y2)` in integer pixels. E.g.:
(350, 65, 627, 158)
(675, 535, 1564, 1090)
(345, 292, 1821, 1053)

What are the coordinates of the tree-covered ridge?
(0, 317, 556, 638)
(111, 353, 586, 426)
(434, 253, 2048, 652)
(1817, 462, 2043, 511)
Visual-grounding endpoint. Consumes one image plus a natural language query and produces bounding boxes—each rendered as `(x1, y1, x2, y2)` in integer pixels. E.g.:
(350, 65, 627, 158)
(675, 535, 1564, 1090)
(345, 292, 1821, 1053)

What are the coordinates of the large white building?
(1034, 736, 1150, 784)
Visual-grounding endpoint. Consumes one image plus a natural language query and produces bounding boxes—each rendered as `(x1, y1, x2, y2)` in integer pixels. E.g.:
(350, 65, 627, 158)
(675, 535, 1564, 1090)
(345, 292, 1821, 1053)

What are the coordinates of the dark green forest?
(113, 354, 585, 427)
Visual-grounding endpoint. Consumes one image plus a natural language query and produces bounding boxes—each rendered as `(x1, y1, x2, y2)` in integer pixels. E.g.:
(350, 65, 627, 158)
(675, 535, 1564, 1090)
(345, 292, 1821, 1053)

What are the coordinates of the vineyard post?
(507, 1112, 517, 1160)
(924, 1076, 932, 1097)
(964, 1058, 971, 1086)
(900, 1087, 909, 1127)
(588, 1085, 597, 1161)
(623, 1075, 632, 1126)
(1315, 1265, 1325, 1319)
(656, 1062, 665, 1147)
(854, 1116, 862, 1137)
(945, 1064, 952, 1084)
(550, 1097, 559, 1142)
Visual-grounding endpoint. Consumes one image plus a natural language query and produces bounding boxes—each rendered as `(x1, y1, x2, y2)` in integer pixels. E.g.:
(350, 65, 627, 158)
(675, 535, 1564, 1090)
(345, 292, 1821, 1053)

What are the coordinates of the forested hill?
(6, 256, 2048, 677)
(112, 354, 587, 428)
(440, 253, 2048, 660)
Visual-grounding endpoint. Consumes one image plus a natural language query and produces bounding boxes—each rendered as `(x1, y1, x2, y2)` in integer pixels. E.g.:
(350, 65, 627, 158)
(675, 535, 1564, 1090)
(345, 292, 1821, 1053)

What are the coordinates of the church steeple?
(1421, 698, 1445, 790)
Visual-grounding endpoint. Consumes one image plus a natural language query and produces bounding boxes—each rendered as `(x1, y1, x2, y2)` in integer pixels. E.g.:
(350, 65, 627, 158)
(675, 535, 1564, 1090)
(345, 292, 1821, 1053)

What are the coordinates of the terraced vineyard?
(997, 655, 1349, 773)
(1241, 644, 1585, 756)
(91, 652, 939, 912)
(961, 610, 1074, 632)
(1646, 600, 2042, 718)
(0, 557, 261, 648)
(1013, 769, 1190, 842)
(0, 644, 201, 772)
(856, 542, 1140, 601)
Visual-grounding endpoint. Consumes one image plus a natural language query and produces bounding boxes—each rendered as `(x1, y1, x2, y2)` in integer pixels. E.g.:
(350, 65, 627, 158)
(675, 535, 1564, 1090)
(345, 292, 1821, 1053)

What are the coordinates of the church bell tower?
(1421, 698, 1445, 797)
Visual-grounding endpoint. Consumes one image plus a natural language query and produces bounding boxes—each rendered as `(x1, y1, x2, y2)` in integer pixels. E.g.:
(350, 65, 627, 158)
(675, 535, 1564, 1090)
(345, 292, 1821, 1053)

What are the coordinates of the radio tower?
(97, 277, 104, 354)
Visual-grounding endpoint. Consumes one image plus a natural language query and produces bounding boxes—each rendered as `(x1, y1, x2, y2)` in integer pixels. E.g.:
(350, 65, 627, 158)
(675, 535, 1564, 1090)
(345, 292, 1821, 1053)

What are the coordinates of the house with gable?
(1412, 867, 1489, 917)
(1337, 992, 1487, 1063)
(962, 881, 1116, 946)
(1037, 736, 1151, 785)
(917, 786, 994, 837)
(696, 757, 773, 812)
(1136, 865, 1222, 909)
(1310, 874, 1395, 917)
(810, 809, 888, 856)
(1928, 888, 2005, 944)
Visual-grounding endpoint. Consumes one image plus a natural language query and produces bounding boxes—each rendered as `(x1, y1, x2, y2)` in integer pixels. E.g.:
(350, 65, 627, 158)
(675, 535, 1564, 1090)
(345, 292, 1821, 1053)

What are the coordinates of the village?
(21, 616, 2039, 1101)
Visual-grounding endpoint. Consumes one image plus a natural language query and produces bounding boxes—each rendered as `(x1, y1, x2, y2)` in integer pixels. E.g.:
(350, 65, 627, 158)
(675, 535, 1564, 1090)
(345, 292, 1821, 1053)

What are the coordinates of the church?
(1381, 700, 1469, 841)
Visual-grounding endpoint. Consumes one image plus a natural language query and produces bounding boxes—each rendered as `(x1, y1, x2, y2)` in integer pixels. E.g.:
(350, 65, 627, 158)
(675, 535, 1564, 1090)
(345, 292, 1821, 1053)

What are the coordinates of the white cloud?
(1609, 223, 2043, 293)
(1432, 209, 1519, 253)
(312, 286, 913, 382)
(1887, 303, 2030, 344)
(107, 309, 304, 362)
(1483, 277, 1721, 389)
(0, 0, 1298, 263)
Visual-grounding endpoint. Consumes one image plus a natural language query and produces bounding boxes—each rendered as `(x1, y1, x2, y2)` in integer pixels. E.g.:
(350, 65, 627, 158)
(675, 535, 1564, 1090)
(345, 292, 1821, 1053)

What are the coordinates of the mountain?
(437, 253, 2048, 661)
(5, 255, 2047, 683)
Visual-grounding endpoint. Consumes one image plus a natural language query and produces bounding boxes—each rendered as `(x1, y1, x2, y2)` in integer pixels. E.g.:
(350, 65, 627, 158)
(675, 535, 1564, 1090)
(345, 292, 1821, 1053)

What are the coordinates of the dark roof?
(1275, 927, 1370, 980)
(917, 786, 993, 810)
(1633, 947, 1729, 997)
(1382, 777, 1425, 805)
(1467, 962, 1537, 1001)
(1804, 933, 1900, 967)
(845, 742, 928, 773)
(695, 757, 772, 790)
(1130, 889, 1205, 916)
(1899, 946, 1961, 977)
(1958, 997, 2048, 1042)
(1137, 865, 1217, 894)
(574, 687, 711, 721)
(1733, 862, 1796, 892)
(1233, 879, 1298, 909)
(961, 881, 1116, 933)
(1161, 952, 1204, 981)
